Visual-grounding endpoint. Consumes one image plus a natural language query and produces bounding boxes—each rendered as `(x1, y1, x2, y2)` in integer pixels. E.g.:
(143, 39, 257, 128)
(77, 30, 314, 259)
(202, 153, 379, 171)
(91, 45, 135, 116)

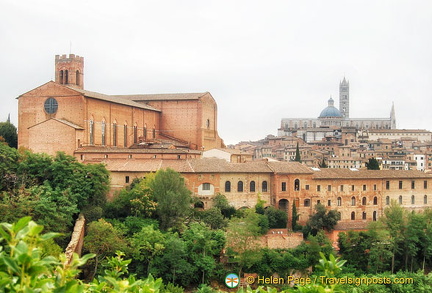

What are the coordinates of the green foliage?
(149, 168, 193, 230)
(292, 204, 301, 231)
(0, 142, 19, 191)
(365, 157, 380, 170)
(0, 121, 17, 148)
(306, 203, 340, 236)
(213, 193, 236, 219)
(195, 207, 228, 230)
(265, 206, 288, 228)
(294, 142, 301, 162)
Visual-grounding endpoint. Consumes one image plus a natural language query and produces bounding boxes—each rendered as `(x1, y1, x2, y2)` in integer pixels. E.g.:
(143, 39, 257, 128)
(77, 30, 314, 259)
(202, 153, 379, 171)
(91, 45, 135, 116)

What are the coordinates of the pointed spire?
(7, 113, 10, 123)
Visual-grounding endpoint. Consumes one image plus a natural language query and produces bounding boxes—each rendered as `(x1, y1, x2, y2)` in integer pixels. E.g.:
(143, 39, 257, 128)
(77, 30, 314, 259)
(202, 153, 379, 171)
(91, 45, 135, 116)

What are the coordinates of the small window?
(337, 197, 342, 206)
(351, 211, 356, 220)
(363, 185, 367, 191)
(305, 185, 310, 190)
(317, 185, 321, 192)
(424, 195, 428, 205)
(327, 200, 331, 206)
(411, 195, 415, 205)
(281, 182, 287, 192)
(225, 181, 231, 192)
(340, 185, 344, 192)
(304, 199, 310, 207)
(294, 179, 300, 191)
(373, 211, 377, 221)
(238, 181, 244, 192)
(362, 212, 366, 220)
(424, 181, 428, 189)
(411, 181, 415, 189)
(328, 185, 332, 192)
(124, 124, 128, 147)
(399, 181, 403, 189)
(202, 183, 211, 190)
(374, 184, 377, 191)
(399, 195, 403, 204)
(386, 181, 390, 190)
(362, 197, 367, 205)
(373, 196, 378, 205)
(262, 181, 268, 192)
(386, 196, 390, 205)
(113, 123, 117, 146)
(125, 176, 130, 184)
(250, 181, 256, 192)
(351, 185, 355, 191)
(133, 125, 138, 144)
(351, 197, 356, 206)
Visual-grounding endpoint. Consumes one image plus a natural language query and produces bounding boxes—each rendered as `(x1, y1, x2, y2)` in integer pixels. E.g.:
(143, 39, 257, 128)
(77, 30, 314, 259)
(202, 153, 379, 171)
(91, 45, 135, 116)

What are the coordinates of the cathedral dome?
(319, 98, 342, 118)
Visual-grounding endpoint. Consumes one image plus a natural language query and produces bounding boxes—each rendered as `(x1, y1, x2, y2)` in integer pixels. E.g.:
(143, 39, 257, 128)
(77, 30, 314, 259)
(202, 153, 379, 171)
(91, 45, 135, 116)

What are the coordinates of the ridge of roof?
(113, 92, 209, 101)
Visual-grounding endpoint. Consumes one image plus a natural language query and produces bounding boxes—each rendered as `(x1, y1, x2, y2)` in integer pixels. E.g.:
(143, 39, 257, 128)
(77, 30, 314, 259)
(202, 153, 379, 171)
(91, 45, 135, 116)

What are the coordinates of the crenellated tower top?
(55, 54, 84, 89)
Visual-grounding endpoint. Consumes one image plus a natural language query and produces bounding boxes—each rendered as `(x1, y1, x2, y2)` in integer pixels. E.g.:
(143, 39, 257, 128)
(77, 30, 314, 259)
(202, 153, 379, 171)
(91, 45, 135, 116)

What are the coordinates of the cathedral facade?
(17, 54, 224, 157)
(278, 78, 396, 143)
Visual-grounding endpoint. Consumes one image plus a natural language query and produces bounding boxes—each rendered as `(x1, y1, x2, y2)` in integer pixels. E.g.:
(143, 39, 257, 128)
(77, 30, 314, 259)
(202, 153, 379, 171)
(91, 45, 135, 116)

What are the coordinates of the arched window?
(59, 70, 64, 84)
(113, 121, 117, 146)
(124, 123, 128, 147)
(225, 181, 231, 192)
(425, 195, 428, 205)
(399, 195, 403, 204)
(76, 70, 80, 86)
(351, 196, 356, 206)
(89, 119, 94, 145)
(101, 120, 106, 146)
(362, 212, 366, 220)
(238, 181, 244, 192)
(250, 181, 256, 192)
(294, 179, 300, 191)
(362, 197, 366, 205)
(337, 197, 342, 206)
(152, 127, 156, 139)
(373, 211, 377, 221)
(262, 181, 268, 192)
(64, 70, 69, 84)
(411, 195, 415, 205)
(386, 196, 390, 205)
(143, 124, 147, 141)
(373, 196, 378, 205)
(351, 212, 356, 220)
(133, 124, 138, 144)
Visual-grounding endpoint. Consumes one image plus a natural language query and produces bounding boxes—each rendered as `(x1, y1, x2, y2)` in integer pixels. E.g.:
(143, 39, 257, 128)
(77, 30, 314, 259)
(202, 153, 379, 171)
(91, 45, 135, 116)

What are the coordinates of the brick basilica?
(17, 54, 432, 231)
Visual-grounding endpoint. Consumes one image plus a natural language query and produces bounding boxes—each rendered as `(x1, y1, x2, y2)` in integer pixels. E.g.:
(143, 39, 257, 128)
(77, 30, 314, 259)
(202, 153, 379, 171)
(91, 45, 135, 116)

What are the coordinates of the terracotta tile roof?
(266, 161, 314, 174)
(68, 87, 161, 112)
(75, 147, 201, 154)
(97, 159, 193, 173)
(312, 168, 432, 179)
(113, 92, 209, 101)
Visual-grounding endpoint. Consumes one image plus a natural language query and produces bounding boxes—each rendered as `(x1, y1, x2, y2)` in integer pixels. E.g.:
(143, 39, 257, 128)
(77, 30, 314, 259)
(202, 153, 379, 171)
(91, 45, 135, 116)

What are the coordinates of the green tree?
(294, 142, 301, 162)
(306, 203, 340, 236)
(213, 193, 236, 218)
(365, 157, 380, 170)
(264, 206, 287, 228)
(292, 203, 301, 231)
(0, 142, 19, 191)
(0, 121, 17, 148)
(148, 168, 193, 230)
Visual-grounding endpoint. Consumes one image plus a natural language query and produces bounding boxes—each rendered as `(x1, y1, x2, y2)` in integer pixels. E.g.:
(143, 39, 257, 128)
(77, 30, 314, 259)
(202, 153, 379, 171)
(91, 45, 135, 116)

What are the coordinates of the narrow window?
(89, 120, 94, 145)
(124, 124, 128, 147)
(328, 185, 332, 192)
(76, 70, 80, 86)
(399, 181, 403, 189)
(125, 176, 130, 184)
(281, 182, 287, 192)
(225, 181, 231, 192)
(399, 195, 403, 204)
(294, 179, 300, 191)
(238, 181, 244, 192)
(373, 211, 377, 221)
(411, 195, 415, 205)
(262, 181, 268, 192)
(351, 196, 356, 206)
(351, 212, 355, 220)
(337, 197, 342, 206)
(305, 185, 310, 190)
(152, 128, 156, 139)
(60, 70, 64, 84)
(250, 181, 256, 192)
(424, 180, 428, 189)
(113, 123, 117, 146)
(351, 185, 355, 191)
(363, 185, 366, 191)
(362, 212, 366, 220)
(304, 199, 310, 207)
(374, 184, 377, 191)
(143, 126, 147, 140)
(101, 121, 106, 146)
(373, 196, 378, 205)
(65, 70, 69, 84)
(317, 185, 321, 192)
(340, 185, 344, 192)
(386, 196, 390, 205)
(133, 125, 138, 144)
(362, 197, 366, 205)
(328, 200, 331, 206)
(424, 195, 428, 204)
(386, 181, 390, 190)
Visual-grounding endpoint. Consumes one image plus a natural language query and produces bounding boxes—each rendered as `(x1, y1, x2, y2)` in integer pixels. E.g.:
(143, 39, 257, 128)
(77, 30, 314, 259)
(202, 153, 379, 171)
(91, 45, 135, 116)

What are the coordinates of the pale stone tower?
(55, 54, 84, 89)
(390, 102, 396, 129)
(339, 77, 349, 118)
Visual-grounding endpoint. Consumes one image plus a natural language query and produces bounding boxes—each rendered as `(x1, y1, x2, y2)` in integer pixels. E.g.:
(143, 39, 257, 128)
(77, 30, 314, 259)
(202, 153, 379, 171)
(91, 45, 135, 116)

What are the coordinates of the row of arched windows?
(351, 211, 378, 221)
(388, 195, 428, 205)
(59, 70, 81, 86)
(88, 119, 156, 147)
(225, 180, 268, 193)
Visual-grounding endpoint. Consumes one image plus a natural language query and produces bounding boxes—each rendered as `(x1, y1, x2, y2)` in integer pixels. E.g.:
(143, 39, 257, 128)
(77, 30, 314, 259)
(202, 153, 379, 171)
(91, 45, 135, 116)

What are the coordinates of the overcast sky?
(2, 0, 432, 145)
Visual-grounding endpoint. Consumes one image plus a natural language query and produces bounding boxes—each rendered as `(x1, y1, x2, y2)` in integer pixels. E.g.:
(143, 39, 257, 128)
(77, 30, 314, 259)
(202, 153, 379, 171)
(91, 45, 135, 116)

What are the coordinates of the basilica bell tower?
(54, 54, 84, 89)
(339, 77, 349, 118)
